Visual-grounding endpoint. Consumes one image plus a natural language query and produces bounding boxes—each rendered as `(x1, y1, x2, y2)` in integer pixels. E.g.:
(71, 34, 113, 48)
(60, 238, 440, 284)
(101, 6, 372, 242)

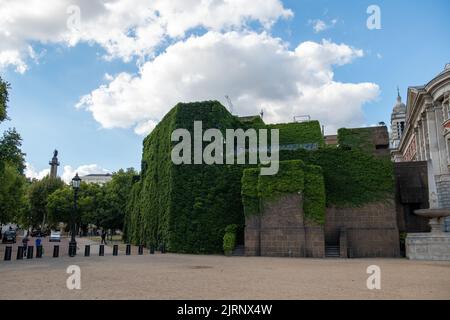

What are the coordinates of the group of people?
(3, 228, 110, 257)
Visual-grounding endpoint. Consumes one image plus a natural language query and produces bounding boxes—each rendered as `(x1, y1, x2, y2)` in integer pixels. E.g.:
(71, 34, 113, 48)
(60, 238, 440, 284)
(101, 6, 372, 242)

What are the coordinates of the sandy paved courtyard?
(1, 253, 450, 300)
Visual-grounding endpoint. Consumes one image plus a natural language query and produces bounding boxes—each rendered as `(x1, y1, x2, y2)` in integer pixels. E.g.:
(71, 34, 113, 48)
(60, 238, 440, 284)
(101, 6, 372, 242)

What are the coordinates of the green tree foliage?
(28, 176, 65, 227)
(46, 186, 73, 225)
(0, 76, 10, 123)
(0, 128, 26, 174)
(0, 77, 28, 225)
(0, 163, 27, 224)
(45, 169, 138, 231)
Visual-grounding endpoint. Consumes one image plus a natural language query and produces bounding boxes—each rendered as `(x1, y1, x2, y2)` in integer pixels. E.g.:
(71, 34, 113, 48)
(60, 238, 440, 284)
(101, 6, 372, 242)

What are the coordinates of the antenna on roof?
(225, 95, 234, 114)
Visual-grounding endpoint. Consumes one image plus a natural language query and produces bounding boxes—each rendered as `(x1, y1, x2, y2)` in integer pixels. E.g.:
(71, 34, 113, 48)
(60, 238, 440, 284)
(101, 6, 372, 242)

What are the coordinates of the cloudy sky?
(0, 0, 449, 181)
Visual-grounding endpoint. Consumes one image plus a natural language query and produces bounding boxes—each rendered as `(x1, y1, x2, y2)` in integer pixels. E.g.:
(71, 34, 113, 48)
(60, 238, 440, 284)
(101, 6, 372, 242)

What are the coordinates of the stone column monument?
(49, 149, 60, 179)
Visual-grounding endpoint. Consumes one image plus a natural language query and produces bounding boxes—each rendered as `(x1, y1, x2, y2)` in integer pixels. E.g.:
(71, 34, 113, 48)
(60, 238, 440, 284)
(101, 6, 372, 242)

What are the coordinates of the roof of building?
(238, 115, 262, 122)
(82, 173, 112, 178)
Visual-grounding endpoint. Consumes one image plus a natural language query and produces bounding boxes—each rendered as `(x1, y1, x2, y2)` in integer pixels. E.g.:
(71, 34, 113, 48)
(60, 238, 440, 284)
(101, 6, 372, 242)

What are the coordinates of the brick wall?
(325, 200, 398, 244)
(347, 228, 400, 257)
(245, 193, 325, 257)
(245, 196, 401, 258)
(244, 215, 261, 256)
(305, 227, 325, 258)
(260, 194, 305, 257)
(325, 200, 400, 258)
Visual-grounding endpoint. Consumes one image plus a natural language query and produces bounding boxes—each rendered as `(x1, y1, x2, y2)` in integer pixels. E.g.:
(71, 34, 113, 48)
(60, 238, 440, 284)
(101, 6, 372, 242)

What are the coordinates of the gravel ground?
(1, 253, 449, 300)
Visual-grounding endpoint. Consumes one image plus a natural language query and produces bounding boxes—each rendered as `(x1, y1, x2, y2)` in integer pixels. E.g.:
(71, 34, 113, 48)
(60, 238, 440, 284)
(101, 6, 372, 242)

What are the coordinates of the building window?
(447, 138, 450, 166)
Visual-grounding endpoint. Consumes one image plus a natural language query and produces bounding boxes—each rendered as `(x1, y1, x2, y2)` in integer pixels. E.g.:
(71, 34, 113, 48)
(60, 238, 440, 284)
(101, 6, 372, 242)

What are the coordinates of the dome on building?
(392, 89, 406, 114)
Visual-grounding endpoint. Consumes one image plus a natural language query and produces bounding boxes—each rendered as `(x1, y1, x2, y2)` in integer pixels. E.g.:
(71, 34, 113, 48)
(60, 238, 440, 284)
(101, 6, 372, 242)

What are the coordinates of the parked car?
(49, 230, 61, 242)
(2, 230, 16, 244)
(31, 229, 49, 237)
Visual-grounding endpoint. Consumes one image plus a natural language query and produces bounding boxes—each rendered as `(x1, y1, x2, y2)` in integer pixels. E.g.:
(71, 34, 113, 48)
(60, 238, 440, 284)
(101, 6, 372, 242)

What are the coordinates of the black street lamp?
(69, 173, 81, 257)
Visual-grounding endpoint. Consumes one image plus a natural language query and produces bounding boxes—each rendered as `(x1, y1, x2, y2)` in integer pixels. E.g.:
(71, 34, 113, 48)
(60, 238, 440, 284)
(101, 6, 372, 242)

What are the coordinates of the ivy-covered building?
(124, 101, 399, 257)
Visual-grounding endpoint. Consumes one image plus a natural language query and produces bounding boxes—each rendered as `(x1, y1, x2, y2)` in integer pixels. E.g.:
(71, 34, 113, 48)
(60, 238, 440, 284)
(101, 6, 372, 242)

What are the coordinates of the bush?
(223, 224, 238, 255)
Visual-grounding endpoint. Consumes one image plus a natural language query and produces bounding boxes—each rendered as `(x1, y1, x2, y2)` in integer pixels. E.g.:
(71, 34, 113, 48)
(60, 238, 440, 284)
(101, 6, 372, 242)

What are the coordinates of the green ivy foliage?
(223, 224, 238, 255)
(241, 168, 260, 217)
(267, 121, 324, 146)
(241, 161, 326, 225)
(337, 128, 375, 153)
(280, 148, 394, 207)
(125, 101, 246, 253)
(258, 160, 305, 200)
(303, 165, 326, 224)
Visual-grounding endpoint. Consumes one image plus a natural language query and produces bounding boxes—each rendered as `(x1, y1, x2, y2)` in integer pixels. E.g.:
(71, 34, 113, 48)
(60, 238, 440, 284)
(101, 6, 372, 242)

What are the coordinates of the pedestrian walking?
(101, 230, 107, 245)
(22, 234, 30, 257)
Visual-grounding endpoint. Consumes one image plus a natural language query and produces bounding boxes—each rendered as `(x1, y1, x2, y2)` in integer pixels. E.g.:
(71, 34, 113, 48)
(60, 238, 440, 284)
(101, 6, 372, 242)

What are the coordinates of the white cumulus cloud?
(0, 0, 292, 72)
(309, 18, 338, 33)
(25, 162, 110, 184)
(25, 163, 50, 180)
(77, 32, 379, 135)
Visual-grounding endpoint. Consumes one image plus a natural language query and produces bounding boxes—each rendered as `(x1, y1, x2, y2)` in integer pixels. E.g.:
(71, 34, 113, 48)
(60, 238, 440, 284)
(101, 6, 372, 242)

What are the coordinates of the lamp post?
(69, 173, 81, 257)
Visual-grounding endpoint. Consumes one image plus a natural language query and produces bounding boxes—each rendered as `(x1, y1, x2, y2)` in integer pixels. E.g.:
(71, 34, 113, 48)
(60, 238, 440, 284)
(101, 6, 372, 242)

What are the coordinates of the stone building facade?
(391, 65, 450, 230)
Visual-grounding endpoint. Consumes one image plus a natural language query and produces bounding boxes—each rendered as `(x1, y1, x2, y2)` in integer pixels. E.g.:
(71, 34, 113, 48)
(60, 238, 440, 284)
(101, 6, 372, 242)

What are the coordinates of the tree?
(28, 176, 65, 227)
(47, 186, 74, 226)
(100, 168, 138, 232)
(0, 163, 27, 224)
(0, 76, 10, 123)
(0, 77, 28, 225)
(0, 128, 26, 174)
(77, 168, 138, 233)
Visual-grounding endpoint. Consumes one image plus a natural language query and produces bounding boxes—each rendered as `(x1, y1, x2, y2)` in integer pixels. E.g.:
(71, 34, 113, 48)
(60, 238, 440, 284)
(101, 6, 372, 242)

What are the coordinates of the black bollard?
(4, 246, 12, 261)
(150, 245, 155, 254)
(84, 245, 90, 257)
(161, 243, 166, 254)
(27, 246, 34, 259)
(36, 246, 43, 258)
(138, 245, 144, 255)
(16, 246, 24, 260)
(126, 244, 131, 255)
(99, 244, 104, 256)
(53, 245, 59, 258)
(113, 245, 118, 256)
